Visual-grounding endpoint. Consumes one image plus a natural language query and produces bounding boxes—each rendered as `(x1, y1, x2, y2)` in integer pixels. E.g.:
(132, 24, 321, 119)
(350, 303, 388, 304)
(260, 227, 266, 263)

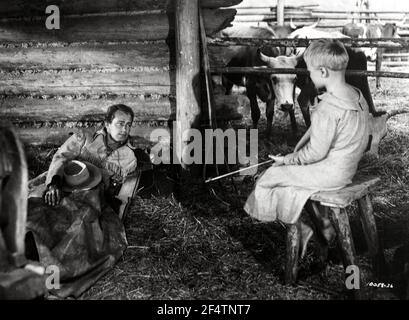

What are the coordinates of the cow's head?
(377, 16, 406, 38)
(363, 17, 406, 61)
(258, 50, 301, 112)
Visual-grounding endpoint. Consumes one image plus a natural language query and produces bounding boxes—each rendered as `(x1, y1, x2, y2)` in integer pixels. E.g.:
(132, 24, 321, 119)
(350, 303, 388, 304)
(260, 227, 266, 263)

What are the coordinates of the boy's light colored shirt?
(283, 88, 370, 174)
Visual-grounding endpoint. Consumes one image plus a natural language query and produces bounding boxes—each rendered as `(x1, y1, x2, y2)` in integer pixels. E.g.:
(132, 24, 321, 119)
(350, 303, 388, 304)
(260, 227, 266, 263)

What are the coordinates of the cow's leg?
(297, 89, 311, 128)
(246, 84, 260, 129)
(222, 75, 233, 95)
(375, 50, 383, 89)
(289, 108, 298, 135)
(265, 99, 275, 137)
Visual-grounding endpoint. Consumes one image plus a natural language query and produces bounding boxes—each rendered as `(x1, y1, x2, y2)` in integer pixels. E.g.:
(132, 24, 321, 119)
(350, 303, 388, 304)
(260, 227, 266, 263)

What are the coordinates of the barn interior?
(1, 0, 409, 301)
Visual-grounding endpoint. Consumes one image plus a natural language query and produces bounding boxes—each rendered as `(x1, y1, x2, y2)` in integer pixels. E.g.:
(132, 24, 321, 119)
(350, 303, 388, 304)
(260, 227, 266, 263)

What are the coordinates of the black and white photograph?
(1, 0, 409, 307)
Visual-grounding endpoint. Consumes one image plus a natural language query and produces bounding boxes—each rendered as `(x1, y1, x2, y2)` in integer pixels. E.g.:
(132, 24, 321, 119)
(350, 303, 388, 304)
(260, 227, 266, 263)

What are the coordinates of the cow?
(285, 27, 379, 118)
(265, 19, 320, 39)
(341, 17, 406, 88)
(220, 26, 302, 136)
(222, 45, 300, 136)
(368, 18, 405, 88)
(342, 22, 366, 39)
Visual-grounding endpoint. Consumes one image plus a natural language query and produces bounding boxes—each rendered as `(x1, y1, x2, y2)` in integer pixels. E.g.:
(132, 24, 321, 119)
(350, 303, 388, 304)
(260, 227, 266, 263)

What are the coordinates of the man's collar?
(93, 128, 135, 150)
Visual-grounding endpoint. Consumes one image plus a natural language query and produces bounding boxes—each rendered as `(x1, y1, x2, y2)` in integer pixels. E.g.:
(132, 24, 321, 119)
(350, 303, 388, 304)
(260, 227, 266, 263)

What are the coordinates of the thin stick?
(205, 159, 274, 183)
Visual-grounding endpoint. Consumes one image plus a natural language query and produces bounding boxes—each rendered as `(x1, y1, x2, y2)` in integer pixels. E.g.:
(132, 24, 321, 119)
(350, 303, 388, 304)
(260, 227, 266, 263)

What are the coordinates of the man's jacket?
(46, 128, 137, 188)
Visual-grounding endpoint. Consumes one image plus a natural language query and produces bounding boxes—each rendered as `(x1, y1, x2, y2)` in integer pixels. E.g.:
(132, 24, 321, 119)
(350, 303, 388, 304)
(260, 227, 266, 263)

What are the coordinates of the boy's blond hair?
(303, 39, 349, 70)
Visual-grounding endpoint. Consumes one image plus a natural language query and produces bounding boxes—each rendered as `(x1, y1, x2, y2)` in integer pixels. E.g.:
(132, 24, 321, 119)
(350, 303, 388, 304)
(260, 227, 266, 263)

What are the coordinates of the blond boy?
(245, 40, 370, 257)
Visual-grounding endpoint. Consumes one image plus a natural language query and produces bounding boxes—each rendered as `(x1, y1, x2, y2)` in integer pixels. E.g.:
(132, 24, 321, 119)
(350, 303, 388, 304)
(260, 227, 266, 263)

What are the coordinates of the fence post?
(175, 0, 201, 169)
(277, 0, 285, 26)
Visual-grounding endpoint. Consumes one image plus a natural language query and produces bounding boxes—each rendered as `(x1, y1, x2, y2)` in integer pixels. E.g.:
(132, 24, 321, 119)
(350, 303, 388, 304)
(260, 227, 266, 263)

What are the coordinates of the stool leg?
(285, 221, 300, 285)
(329, 207, 362, 299)
(357, 195, 386, 278)
(305, 201, 329, 264)
(329, 207, 357, 268)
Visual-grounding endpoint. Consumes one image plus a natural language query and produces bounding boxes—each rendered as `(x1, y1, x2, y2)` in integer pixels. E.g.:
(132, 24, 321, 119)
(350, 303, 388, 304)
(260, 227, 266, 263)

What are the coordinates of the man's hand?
(44, 185, 62, 206)
(268, 154, 285, 167)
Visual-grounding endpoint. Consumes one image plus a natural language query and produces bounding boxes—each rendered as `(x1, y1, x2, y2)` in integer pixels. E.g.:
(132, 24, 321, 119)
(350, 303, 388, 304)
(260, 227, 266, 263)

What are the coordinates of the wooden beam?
(208, 37, 409, 49)
(0, 70, 174, 96)
(175, 0, 201, 167)
(0, 43, 171, 72)
(0, 96, 175, 122)
(16, 125, 167, 147)
(0, 42, 234, 71)
(0, 9, 236, 42)
(277, 0, 285, 26)
(210, 66, 409, 79)
(0, 94, 244, 123)
(0, 0, 242, 16)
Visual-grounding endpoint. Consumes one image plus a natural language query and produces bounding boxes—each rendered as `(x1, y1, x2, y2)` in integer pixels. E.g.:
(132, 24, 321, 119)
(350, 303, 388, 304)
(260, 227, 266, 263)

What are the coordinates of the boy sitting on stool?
(245, 39, 370, 258)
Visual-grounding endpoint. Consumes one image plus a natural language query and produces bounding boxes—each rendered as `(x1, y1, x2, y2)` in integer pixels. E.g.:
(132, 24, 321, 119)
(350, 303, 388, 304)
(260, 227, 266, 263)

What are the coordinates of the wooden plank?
(211, 67, 409, 79)
(0, 43, 235, 72)
(0, 96, 175, 122)
(16, 125, 169, 147)
(0, 43, 171, 71)
(357, 195, 386, 278)
(285, 222, 300, 285)
(0, 9, 236, 42)
(310, 177, 380, 208)
(208, 37, 409, 49)
(0, 94, 244, 123)
(0, 0, 242, 16)
(175, 0, 201, 167)
(0, 70, 174, 96)
(328, 207, 360, 299)
(276, 0, 285, 26)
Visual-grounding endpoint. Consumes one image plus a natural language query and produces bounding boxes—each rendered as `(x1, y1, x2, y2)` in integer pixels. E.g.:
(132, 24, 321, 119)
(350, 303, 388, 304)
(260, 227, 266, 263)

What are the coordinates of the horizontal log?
(313, 10, 409, 14)
(210, 67, 409, 79)
(235, 10, 312, 16)
(16, 125, 168, 147)
(0, 9, 236, 42)
(0, 94, 245, 123)
(379, 62, 409, 67)
(208, 37, 409, 49)
(0, 42, 233, 71)
(382, 53, 409, 57)
(0, 96, 174, 122)
(0, 70, 174, 96)
(0, 43, 171, 71)
(310, 14, 405, 21)
(234, 5, 318, 10)
(0, 0, 242, 16)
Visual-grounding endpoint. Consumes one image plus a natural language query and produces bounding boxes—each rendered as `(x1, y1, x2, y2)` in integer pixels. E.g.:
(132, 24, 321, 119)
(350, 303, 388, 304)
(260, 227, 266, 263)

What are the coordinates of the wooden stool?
(285, 175, 386, 287)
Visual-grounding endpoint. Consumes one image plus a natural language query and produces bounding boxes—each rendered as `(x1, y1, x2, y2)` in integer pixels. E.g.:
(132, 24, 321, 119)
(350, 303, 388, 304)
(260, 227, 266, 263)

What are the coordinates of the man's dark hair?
(105, 104, 134, 123)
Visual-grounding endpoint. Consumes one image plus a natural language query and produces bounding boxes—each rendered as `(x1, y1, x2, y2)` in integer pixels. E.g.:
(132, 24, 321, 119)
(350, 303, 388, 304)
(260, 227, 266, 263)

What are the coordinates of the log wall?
(0, 0, 243, 147)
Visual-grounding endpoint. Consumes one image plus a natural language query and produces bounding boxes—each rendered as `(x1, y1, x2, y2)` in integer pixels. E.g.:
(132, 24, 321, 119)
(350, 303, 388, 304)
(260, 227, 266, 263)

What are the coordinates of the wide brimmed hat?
(62, 160, 102, 192)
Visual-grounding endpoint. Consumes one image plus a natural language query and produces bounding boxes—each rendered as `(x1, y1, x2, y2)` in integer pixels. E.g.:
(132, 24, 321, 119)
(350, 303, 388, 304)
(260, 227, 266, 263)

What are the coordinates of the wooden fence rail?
(210, 67, 409, 79)
(208, 37, 409, 48)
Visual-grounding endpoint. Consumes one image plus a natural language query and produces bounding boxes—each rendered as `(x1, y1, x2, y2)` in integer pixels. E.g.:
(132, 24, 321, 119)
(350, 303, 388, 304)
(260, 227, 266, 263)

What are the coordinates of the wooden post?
(277, 0, 285, 26)
(357, 195, 386, 278)
(285, 221, 300, 284)
(175, 0, 201, 168)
